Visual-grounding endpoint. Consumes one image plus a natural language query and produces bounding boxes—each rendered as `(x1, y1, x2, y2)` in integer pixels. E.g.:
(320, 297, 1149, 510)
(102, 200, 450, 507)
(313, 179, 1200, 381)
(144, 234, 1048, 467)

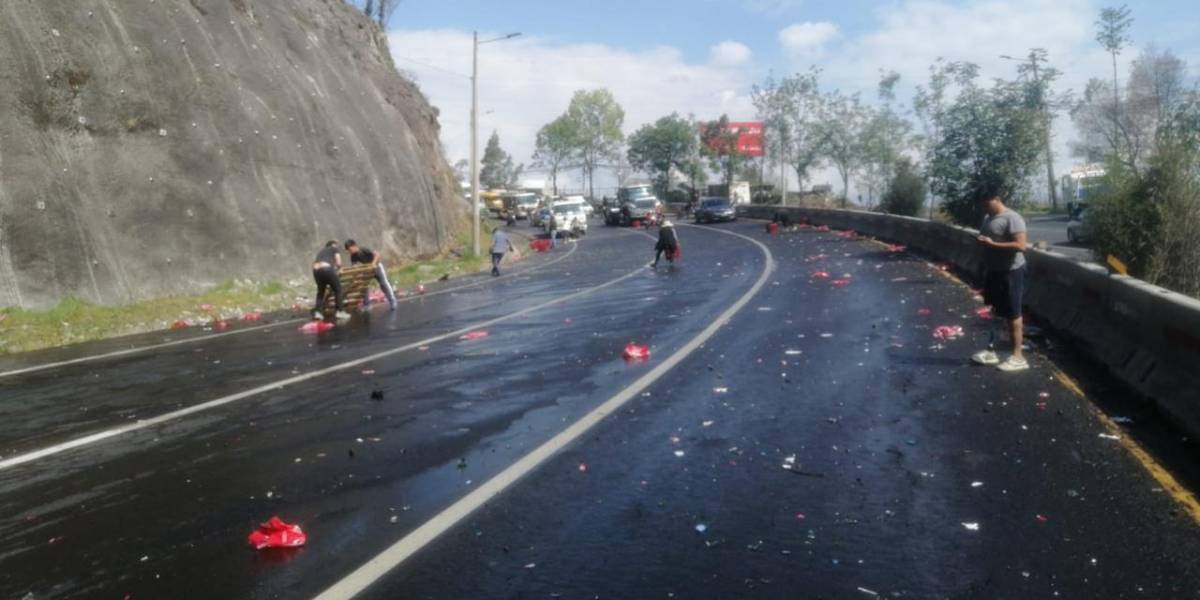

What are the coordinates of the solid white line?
(313, 225, 774, 600)
(0, 242, 622, 472)
(0, 242, 580, 380)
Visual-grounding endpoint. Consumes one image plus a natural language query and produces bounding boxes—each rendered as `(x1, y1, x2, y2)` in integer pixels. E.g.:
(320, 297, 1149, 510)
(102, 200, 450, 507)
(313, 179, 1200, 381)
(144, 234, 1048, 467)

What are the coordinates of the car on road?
(503, 192, 540, 220)
(622, 197, 661, 225)
(694, 197, 737, 223)
(531, 207, 551, 228)
(1067, 209, 1089, 244)
(547, 202, 588, 237)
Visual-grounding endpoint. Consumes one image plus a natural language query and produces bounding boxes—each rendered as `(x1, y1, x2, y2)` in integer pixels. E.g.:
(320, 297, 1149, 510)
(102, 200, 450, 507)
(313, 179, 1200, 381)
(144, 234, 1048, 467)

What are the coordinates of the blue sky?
(379, 0, 1200, 195)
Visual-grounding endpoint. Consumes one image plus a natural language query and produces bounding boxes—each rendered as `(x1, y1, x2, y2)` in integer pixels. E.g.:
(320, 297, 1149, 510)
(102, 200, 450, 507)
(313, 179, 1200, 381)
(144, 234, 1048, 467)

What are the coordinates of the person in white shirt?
(491, 227, 516, 276)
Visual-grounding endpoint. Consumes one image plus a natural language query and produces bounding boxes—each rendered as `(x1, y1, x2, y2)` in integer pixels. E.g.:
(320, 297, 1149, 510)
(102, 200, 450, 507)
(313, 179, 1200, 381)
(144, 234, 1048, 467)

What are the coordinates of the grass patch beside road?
(0, 220, 503, 356)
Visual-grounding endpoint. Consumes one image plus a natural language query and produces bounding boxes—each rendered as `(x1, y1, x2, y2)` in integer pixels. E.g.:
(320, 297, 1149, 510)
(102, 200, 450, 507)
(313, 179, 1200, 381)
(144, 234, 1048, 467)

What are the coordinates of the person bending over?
(653, 220, 680, 267)
(345, 239, 397, 311)
(313, 241, 350, 321)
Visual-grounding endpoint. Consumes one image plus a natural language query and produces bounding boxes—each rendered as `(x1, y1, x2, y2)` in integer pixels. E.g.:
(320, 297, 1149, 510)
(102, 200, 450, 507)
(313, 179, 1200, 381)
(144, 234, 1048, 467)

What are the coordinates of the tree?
(452, 159, 470, 182)
(926, 63, 1047, 225)
(700, 115, 752, 190)
(626, 113, 698, 199)
(1095, 5, 1134, 156)
(817, 91, 871, 207)
(564, 89, 625, 200)
(479, 131, 512, 190)
(914, 59, 954, 218)
(533, 116, 578, 195)
(858, 72, 912, 208)
(361, 0, 401, 27)
(880, 158, 927, 217)
(1072, 46, 1188, 175)
(752, 69, 824, 195)
(1009, 50, 1066, 211)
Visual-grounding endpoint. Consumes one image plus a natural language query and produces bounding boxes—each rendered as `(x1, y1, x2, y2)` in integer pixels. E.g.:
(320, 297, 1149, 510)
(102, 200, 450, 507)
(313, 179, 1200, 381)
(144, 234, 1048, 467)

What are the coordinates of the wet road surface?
(3, 222, 1199, 599)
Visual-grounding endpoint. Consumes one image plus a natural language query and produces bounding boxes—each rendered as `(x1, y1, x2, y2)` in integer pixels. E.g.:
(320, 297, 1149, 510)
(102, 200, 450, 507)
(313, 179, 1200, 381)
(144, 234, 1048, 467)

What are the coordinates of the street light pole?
(470, 31, 480, 256)
(469, 31, 521, 257)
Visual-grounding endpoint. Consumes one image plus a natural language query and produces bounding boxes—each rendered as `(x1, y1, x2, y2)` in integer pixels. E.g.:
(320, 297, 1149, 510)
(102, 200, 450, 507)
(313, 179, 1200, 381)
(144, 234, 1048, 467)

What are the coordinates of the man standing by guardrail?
(972, 192, 1030, 372)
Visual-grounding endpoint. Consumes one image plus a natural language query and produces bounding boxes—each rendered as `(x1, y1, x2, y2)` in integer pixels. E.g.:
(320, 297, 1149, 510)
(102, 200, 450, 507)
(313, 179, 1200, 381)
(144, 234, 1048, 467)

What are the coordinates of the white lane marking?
(313, 225, 774, 600)
(0, 242, 580, 380)
(0, 245, 628, 472)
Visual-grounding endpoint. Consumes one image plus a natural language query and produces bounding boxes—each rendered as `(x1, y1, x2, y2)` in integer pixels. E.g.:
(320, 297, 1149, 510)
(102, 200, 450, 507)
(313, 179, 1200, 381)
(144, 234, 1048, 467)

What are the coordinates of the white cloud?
(779, 21, 840, 53)
(710, 41, 753, 67)
(387, 29, 756, 192)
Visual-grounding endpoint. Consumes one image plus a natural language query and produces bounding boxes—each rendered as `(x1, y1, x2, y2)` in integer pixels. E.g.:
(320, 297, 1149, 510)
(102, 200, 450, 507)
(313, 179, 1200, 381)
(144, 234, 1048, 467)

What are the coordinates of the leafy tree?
(858, 72, 912, 208)
(626, 113, 699, 198)
(1012, 49, 1067, 211)
(564, 89, 625, 200)
(925, 63, 1046, 225)
(1095, 4, 1135, 161)
(479, 131, 512, 190)
(913, 59, 954, 218)
(533, 116, 578, 195)
(816, 91, 871, 207)
(1072, 46, 1188, 175)
(880, 157, 927, 217)
(752, 69, 824, 192)
(700, 115, 753, 190)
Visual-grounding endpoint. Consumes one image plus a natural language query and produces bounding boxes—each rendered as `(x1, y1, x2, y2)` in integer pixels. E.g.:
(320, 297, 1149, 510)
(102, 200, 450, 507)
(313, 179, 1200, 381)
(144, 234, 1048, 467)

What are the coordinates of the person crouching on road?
(313, 241, 350, 321)
(653, 220, 680, 267)
(491, 227, 516, 276)
(972, 191, 1030, 372)
(345, 239, 397, 311)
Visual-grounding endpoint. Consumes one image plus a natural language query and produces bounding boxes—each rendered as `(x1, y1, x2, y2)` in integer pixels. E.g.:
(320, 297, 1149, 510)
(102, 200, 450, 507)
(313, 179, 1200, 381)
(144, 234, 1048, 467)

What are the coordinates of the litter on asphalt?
(247, 516, 306, 550)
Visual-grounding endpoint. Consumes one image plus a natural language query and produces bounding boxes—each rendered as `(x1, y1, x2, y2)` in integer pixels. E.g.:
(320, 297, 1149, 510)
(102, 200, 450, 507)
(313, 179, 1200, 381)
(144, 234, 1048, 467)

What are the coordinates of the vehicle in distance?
(694, 197, 737, 223)
(503, 192, 540, 219)
(1067, 209, 1089, 244)
(623, 197, 661, 226)
(531, 207, 551, 228)
(547, 202, 588, 237)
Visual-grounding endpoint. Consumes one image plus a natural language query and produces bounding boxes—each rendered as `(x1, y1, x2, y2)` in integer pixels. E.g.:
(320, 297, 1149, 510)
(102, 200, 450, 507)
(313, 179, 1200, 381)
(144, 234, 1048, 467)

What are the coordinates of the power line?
(392, 55, 470, 79)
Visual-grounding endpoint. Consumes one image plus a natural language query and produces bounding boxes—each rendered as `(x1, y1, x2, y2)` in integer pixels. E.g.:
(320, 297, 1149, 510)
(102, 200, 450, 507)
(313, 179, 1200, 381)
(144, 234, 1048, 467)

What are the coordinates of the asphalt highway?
(2, 221, 1198, 600)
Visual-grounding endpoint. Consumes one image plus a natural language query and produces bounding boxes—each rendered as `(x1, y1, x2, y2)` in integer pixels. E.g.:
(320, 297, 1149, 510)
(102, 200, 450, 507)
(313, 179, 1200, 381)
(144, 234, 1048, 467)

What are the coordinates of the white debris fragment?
(961, 522, 980, 531)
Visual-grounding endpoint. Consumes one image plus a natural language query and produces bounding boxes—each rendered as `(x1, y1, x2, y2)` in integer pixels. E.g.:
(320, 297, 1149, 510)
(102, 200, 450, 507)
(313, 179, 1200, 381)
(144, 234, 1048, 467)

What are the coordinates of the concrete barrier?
(738, 204, 1200, 437)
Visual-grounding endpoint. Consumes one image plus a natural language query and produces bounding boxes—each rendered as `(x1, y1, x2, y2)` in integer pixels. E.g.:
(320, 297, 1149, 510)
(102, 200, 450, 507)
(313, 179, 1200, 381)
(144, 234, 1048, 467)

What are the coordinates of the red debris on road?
(247, 516, 306, 550)
(623, 343, 650, 361)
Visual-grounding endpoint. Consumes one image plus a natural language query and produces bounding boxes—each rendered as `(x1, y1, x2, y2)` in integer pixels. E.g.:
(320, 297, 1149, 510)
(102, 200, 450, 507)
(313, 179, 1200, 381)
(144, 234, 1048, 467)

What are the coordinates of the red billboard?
(729, 121, 764, 157)
(702, 120, 765, 157)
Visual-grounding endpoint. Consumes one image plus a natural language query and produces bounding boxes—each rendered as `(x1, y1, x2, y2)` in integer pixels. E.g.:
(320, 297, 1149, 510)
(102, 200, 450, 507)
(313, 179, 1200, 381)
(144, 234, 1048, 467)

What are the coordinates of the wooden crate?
(321, 264, 376, 317)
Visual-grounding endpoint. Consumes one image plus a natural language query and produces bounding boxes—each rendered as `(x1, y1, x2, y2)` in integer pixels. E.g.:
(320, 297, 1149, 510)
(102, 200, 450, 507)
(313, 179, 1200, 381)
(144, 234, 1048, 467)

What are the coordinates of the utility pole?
(469, 31, 521, 257)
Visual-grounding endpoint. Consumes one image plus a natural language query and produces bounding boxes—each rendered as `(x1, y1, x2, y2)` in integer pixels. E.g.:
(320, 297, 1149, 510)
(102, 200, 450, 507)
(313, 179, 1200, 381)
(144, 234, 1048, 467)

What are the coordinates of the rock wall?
(0, 0, 464, 309)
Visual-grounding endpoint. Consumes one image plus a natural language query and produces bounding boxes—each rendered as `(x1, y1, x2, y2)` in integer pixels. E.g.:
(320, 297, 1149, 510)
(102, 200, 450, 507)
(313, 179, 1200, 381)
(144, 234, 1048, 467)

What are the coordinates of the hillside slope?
(0, 0, 464, 309)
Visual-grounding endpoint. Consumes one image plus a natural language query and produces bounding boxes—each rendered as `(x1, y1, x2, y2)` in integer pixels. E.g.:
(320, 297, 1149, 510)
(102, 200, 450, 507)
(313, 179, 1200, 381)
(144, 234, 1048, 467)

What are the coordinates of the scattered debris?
(695, 523, 708, 533)
(1099, 433, 1121, 441)
(460, 331, 489, 341)
(831, 279, 852, 287)
(247, 516, 306, 550)
(299, 321, 334, 334)
(961, 522, 980, 531)
(932, 325, 964, 340)
(624, 343, 650, 361)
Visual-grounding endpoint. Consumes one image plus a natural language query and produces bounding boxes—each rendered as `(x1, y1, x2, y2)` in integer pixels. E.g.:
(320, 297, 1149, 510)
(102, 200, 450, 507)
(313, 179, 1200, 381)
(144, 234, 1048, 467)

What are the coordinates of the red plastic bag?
(171, 319, 190, 330)
(529, 239, 552, 252)
(241, 312, 262, 322)
(976, 307, 993, 320)
(247, 516, 306, 550)
(623, 343, 650, 361)
(766, 222, 779, 235)
(667, 246, 681, 261)
(299, 321, 335, 334)
(831, 279, 852, 287)
(213, 319, 231, 331)
(460, 330, 489, 341)
(812, 271, 831, 279)
(631, 220, 643, 229)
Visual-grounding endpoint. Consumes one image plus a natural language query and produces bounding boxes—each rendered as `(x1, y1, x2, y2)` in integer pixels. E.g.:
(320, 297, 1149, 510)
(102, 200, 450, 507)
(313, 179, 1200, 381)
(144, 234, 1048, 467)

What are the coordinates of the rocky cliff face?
(0, 0, 464, 309)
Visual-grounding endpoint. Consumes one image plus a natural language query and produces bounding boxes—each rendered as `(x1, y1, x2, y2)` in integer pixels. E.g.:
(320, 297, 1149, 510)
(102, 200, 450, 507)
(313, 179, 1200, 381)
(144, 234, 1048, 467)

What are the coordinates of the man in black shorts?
(312, 241, 351, 321)
(972, 192, 1029, 372)
(345, 239, 397, 311)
